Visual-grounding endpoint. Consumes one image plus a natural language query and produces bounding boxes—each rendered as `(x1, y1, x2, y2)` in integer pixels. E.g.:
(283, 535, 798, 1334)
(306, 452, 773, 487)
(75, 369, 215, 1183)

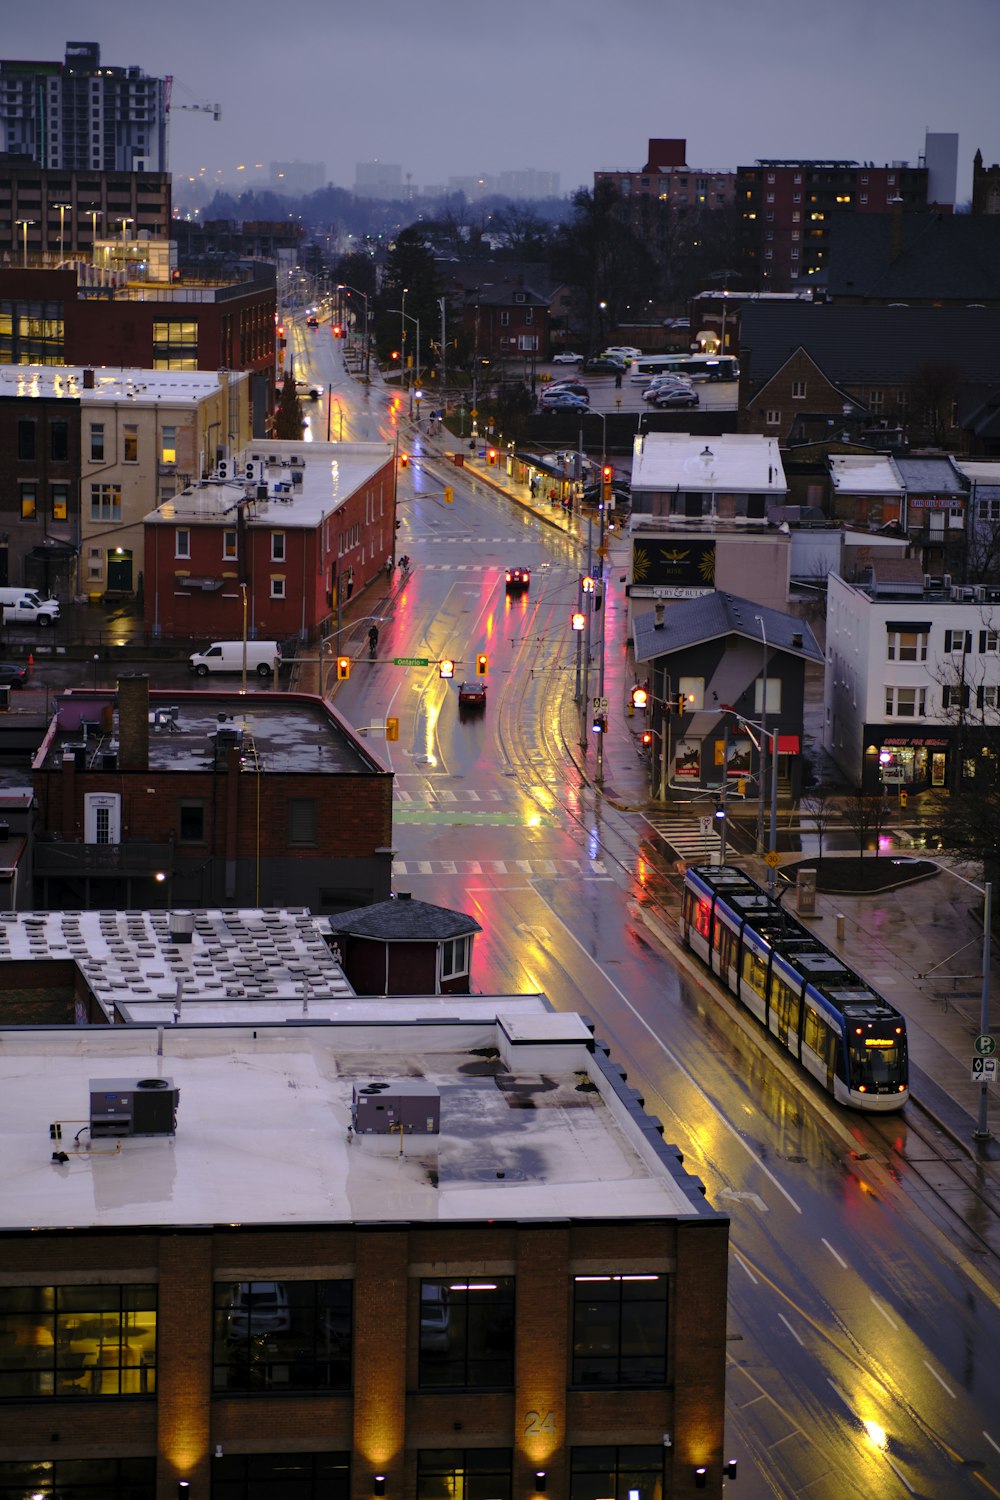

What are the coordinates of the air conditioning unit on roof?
(289, 455, 304, 467)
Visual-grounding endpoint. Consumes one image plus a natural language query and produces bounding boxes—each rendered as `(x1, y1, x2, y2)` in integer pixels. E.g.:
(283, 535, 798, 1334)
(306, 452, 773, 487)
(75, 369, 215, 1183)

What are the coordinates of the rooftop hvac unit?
(289, 455, 304, 467)
(89, 1077, 179, 1137)
(211, 725, 243, 755)
(351, 1080, 441, 1135)
(292, 470, 304, 485)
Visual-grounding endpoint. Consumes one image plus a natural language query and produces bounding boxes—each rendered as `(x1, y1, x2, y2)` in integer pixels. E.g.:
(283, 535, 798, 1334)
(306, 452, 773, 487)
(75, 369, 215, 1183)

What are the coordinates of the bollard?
(836, 913, 846, 941)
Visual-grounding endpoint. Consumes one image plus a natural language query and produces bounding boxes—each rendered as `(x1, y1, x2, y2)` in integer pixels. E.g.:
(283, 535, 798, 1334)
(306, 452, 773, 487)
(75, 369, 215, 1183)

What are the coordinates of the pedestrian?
(615, 370, 623, 389)
(384, 556, 393, 580)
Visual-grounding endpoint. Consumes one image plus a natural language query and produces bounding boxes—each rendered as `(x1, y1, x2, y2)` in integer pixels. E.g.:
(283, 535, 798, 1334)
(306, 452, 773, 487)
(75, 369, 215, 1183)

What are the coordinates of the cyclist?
(368, 625, 379, 656)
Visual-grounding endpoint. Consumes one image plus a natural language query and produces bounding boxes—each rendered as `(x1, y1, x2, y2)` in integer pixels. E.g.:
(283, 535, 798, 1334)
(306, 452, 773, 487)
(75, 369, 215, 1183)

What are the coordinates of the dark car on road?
(0, 662, 30, 689)
(458, 681, 487, 710)
(504, 566, 530, 592)
(582, 356, 626, 375)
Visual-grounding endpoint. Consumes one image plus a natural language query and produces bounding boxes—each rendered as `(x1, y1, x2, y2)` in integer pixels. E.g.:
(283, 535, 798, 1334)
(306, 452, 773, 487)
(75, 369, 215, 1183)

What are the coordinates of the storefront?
(863, 730, 952, 793)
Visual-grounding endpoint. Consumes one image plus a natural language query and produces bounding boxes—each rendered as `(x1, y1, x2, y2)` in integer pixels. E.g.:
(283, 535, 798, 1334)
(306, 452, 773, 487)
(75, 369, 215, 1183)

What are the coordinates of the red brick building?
(31, 675, 394, 912)
(463, 282, 550, 366)
(595, 138, 736, 210)
(142, 440, 395, 643)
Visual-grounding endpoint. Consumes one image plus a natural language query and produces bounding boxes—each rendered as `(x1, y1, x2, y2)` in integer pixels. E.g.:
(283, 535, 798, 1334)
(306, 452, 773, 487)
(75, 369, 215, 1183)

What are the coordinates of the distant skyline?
(5, 0, 999, 205)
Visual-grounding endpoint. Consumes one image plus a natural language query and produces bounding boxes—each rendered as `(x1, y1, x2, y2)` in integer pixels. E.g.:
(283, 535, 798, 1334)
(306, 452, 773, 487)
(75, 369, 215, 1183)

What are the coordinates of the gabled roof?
(632, 592, 824, 665)
(463, 281, 548, 309)
(327, 898, 482, 942)
(825, 213, 1000, 301)
(739, 304, 1000, 386)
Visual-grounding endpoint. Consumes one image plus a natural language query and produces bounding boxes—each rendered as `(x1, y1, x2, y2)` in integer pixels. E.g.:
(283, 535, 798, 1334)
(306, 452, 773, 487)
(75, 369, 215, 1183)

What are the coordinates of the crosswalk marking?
(643, 814, 720, 860)
(390, 858, 613, 878)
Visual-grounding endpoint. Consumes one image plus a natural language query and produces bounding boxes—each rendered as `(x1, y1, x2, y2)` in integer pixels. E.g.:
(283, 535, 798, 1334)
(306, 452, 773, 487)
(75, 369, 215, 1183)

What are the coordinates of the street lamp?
(15, 220, 34, 268)
(388, 310, 421, 419)
(88, 208, 101, 261)
(53, 204, 71, 260)
(336, 283, 370, 381)
(119, 217, 134, 271)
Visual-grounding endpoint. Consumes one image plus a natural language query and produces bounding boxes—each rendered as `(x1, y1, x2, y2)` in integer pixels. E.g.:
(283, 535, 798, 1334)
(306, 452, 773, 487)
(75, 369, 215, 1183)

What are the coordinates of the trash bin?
(796, 868, 817, 916)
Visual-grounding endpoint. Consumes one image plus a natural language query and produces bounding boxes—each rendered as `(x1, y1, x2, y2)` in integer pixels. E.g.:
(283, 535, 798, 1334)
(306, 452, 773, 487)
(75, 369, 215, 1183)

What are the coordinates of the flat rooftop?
(148, 441, 394, 530)
(36, 691, 385, 776)
(0, 366, 232, 406)
(631, 433, 787, 494)
(0, 1005, 718, 1230)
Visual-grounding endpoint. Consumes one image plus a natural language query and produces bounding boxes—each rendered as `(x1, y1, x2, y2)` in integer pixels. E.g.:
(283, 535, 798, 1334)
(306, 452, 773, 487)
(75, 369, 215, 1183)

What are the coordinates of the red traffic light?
(571, 611, 586, 632)
(487, 448, 498, 466)
(333, 324, 343, 337)
(641, 729, 653, 747)
(602, 465, 613, 483)
(400, 453, 410, 469)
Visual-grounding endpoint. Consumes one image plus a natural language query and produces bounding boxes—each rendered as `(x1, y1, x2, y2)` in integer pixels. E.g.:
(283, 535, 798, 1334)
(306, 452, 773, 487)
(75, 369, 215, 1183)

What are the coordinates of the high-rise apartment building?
(0, 41, 167, 173)
(595, 139, 736, 210)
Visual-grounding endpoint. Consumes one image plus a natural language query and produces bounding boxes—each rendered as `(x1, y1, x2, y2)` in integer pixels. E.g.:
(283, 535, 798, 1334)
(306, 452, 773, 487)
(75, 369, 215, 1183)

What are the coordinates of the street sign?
(592, 696, 609, 711)
(971, 1056, 998, 1086)
(393, 656, 429, 667)
(699, 817, 713, 837)
(975, 1034, 997, 1056)
(764, 851, 782, 868)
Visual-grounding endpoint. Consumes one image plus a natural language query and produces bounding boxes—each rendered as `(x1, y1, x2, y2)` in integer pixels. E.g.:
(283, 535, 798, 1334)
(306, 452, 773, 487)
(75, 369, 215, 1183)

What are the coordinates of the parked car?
(504, 566, 531, 592)
(642, 378, 695, 402)
(648, 386, 699, 408)
(551, 350, 584, 364)
(0, 662, 30, 689)
(545, 381, 590, 400)
(540, 392, 590, 413)
(582, 356, 626, 375)
(457, 681, 488, 710)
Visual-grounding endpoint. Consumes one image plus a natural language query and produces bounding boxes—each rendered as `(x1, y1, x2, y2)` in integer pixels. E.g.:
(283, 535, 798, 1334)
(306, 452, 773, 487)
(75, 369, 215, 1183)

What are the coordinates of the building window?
(869, 389, 884, 411)
(17, 419, 35, 460)
(175, 529, 191, 559)
(90, 422, 104, 461)
(271, 532, 286, 562)
(754, 678, 782, 714)
(571, 1273, 667, 1386)
(212, 1280, 352, 1393)
(570, 1446, 664, 1500)
(211, 1452, 349, 1500)
(20, 484, 37, 520)
(978, 498, 1000, 522)
(499, 311, 510, 327)
(90, 483, 121, 521)
(288, 798, 318, 847)
(860, 193, 869, 205)
(0, 1283, 157, 1399)
(270, 575, 286, 599)
(223, 530, 237, 559)
(792, 380, 807, 399)
(981, 631, 1000, 653)
(418, 1277, 515, 1389)
(152, 319, 198, 370)
(886, 629, 928, 662)
(0, 1458, 156, 1498)
(160, 425, 177, 465)
(886, 687, 927, 717)
(945, 629, 972, 653)
(177, 800, 206, 843)
(50, 420, 69, 462)
(51, 484, 70, 522)
(982, 685, 999, 710)
(122, 424, 138, 463)
(765, 409, 781, 425)
(440, 936, 470, 980)
(417, 1450, 511, 1500)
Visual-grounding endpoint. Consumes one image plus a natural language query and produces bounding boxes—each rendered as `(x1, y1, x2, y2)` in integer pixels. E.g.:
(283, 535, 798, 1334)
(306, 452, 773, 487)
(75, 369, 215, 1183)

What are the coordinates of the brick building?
(30, 675, 394, 912)
(0, 986, 730, 1498)
(463, 282, 550, 367)
(595, 138, 736, 210)
(142, 439, 395, 643)
(0, 154, 171, 262)
(0, 378, 81, 596)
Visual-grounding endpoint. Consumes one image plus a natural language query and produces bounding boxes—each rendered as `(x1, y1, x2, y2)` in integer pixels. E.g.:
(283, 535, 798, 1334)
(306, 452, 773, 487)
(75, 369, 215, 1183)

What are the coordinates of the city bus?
(631, 354, 739, 384)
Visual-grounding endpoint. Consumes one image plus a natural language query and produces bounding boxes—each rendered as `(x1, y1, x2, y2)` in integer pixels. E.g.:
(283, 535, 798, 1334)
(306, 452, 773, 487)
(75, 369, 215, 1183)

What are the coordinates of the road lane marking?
(869, 1295, 898, 1330)
(778, 1312, 806, 1347)
(922, 1360, 955, 1399)
(822, 1239, 848, 1269)
(732, 1252, 758, 1284)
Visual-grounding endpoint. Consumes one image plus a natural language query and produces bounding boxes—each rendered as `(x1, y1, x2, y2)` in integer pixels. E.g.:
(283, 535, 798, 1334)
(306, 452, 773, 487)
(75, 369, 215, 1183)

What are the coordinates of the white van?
(0, 588, 60, 627)
(189, 641, 281, 678)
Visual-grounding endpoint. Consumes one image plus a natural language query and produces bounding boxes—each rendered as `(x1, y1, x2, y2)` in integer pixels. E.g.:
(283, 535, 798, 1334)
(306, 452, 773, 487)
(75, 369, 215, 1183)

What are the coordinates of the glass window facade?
(0, 1457, 155, 1499)
(0, 1283, 157, 1398)
(418, 1277, 515, 1389)
(571, 1274, 668, 1386)
(570, 1446, 665, 1500)
(213, 1280, 352, 1393)
(212, 1452, 349, 1500)
(152, 319, 198, 370)
(416, 1449, 511, 1500)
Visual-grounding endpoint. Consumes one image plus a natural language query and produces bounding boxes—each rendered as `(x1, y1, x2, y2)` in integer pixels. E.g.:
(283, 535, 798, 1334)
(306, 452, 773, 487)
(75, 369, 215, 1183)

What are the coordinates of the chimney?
(654, 603, 666, 629)
(82, 368, 95, 389)
(117, 674, 150, 770)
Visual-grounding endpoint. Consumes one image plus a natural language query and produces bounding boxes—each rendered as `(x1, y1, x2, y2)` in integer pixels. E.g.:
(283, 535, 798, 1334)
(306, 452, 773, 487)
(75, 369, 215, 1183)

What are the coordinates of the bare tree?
(801, 782, 836, 862)
(841, 785, 892, 859)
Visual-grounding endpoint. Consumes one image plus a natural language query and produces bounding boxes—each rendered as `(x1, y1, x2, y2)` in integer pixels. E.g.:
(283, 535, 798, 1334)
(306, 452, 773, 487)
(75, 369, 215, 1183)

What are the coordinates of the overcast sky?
(8, 0, 999, 204)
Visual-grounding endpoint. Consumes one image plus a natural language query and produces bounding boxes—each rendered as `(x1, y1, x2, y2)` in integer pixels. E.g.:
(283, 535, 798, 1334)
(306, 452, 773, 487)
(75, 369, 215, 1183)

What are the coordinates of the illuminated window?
(0, 1283, 157, 1398)
(160, 425, 176, 464)
(223, 530, 237, 559)
(570, 1446, 664, 1500)
(123, 424, 138, 463)
(51, 485, 69, 522)
(19, 484, 37, 519)
(572, 1273, 667, 1385)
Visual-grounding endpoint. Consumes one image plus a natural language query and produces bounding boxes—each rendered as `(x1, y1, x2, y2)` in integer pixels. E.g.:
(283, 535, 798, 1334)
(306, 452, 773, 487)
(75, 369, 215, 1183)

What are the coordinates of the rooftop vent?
(89, 1076, 179, 1137)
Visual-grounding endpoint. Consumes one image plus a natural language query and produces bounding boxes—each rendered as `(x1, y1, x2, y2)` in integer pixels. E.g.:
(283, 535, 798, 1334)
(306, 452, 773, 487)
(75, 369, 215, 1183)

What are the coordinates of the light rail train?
(681, 864, 909, 1112)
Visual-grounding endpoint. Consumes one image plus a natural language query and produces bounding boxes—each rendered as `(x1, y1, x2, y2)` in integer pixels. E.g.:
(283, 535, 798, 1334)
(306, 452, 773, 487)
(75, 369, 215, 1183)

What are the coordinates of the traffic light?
(385, 716, 399, 742)
(676, 692, 687, 714)
(399, 453, 409, 469)
(581, 575, 595, 594)
(333, 324, 343, 338)
(476, 653, 488, 676)
(641, 729, 653, 748)
(444, 486, 454, 504)
(571, 610, 586, 632)
(336, 656, 351, 681)
(713, 800, 725, 823)
(630, 684, 649, 712)
(602, 464, 613, 501)
(592, 713, 606, 734)
(438, 659, 455, 680)
(487, 448, 498, 466)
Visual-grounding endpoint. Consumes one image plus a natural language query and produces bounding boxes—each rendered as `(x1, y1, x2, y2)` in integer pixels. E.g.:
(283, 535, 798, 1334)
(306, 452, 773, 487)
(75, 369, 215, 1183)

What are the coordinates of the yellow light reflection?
(422, 696, 439, 768)
(863, 1420, 887, 1450)
(526, 813, 542, 828)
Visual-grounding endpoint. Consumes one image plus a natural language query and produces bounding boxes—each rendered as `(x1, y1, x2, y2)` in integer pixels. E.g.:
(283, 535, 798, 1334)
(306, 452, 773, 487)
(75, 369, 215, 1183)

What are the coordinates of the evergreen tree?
(274, 376, 305, 440)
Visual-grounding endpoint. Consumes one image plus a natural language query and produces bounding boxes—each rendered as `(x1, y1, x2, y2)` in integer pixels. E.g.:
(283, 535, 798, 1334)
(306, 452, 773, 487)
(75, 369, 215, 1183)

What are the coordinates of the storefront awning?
(777, 735, 800, 754)
(28, 543, 78, 561)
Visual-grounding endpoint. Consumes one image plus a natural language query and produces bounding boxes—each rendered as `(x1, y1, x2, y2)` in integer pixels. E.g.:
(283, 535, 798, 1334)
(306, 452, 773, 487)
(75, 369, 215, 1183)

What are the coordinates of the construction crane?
(164, 76, 221, 122)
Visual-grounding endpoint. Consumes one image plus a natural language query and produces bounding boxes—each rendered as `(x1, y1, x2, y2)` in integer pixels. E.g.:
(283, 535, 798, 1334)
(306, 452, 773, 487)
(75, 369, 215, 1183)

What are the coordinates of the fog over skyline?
(6, 0, 999, 204)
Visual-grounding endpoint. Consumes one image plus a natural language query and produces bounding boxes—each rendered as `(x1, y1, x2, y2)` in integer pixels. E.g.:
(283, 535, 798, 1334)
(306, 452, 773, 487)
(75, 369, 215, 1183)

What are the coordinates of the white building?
(824, 558, 1000, 794)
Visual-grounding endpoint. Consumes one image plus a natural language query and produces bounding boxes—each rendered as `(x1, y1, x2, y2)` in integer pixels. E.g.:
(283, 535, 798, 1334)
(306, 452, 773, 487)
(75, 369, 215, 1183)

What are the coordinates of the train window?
(743, 948, 768, 997)
(770, 975, 797, 1029)
(803, 1005, 834, 1065)
(714, 922, 736, 972)
(693, 899, 711, 939)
